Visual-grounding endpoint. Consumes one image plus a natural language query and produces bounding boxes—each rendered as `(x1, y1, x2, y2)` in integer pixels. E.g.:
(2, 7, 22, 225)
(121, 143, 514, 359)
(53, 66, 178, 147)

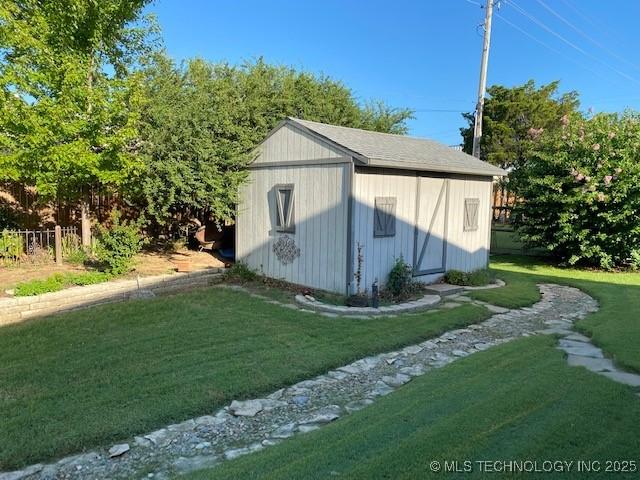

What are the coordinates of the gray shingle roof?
(289, 117, 506, 177)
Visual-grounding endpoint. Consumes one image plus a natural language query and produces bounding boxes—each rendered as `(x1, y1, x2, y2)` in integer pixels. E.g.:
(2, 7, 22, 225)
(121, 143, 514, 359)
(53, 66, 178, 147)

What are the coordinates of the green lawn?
(188, 336, 640, 480)
(188, 256, 640, 480)
(471, 255, 640, 372)
(0, 288, 489, 470)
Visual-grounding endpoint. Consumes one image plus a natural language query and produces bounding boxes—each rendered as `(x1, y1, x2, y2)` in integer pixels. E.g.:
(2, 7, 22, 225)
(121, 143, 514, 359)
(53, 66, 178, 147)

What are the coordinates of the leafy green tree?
(139, 56, 413, 225)
(511, 111, 640, 269)
(0, 0, 156, 202)
(460, 80, 579, 169)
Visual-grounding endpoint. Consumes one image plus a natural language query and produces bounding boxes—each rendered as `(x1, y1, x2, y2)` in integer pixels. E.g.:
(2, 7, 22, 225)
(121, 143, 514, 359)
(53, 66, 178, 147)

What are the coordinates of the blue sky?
(147, 0, 640, 145)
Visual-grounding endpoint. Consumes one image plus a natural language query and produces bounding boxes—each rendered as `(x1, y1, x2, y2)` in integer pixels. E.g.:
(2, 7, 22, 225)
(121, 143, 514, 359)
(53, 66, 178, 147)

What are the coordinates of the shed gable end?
(254, 123, 347, 164)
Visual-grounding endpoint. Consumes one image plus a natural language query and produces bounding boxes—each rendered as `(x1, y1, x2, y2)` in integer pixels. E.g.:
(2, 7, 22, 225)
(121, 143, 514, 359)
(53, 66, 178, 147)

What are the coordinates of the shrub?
(224, 262, 258, 282)
(0, 230, 23, 260)
(61, 234, 87, 264)
(65, 271, 112, 286)
(346, 294, 369, 307)
(14, 271, 113, 296)
(444, 269, 494, 287)
(14, 274, 66, 296)
(94, 212, 146, 275)
(511, 111, 640, 269)
(444, 269, 466, 286)
(385, 256, 420, 300)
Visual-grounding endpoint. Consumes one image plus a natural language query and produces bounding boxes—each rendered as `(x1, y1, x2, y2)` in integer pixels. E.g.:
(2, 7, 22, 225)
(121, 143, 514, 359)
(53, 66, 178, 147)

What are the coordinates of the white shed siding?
(350, 170, 492, 292)
(254, 123, 345, 163)
(351, 169, 417, 293)
(445, 177, 492, 272)
(237, 132, 351, 293)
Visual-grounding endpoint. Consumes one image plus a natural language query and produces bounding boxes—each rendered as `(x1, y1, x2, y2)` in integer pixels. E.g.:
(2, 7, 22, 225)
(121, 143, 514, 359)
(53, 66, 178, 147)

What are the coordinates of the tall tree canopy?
(460, 80, 580, 170)
(139, 55, 413, 225)
(0, 0, 155, 201)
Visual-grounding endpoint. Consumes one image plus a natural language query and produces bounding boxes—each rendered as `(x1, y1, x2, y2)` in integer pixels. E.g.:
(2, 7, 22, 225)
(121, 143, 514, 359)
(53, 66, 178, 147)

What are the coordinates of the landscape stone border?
(0, 268, 223, 326)
(463, 278, 506, 290)
(294, 279, 506, 317)
(6, 283, 632, 480)
(294, 293, 441, 316)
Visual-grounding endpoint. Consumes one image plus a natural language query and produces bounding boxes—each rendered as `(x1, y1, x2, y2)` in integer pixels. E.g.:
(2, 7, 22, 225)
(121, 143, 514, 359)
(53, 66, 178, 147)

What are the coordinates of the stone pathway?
(4, 283, 639, 480)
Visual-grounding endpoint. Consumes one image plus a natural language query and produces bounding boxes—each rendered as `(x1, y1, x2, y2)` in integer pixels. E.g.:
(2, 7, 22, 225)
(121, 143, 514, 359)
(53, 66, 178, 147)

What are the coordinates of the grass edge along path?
(186, 335, 640, 480)
(470, 255, 640, 374)
(0, 288, 489, 470)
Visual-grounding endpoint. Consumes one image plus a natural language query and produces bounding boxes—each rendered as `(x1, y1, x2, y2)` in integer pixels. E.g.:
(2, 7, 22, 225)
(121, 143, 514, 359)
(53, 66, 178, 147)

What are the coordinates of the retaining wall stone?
(0, 269, 223, 326)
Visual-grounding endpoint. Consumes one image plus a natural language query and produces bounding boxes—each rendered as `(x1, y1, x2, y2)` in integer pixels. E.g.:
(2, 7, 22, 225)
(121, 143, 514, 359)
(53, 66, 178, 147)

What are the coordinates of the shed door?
(413, 177, 449, 275)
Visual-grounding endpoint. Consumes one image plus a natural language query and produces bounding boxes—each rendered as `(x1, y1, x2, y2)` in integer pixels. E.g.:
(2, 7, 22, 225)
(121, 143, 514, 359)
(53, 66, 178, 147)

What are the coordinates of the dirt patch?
(0, 263, 86, 293)
(0, 250, 227, 294)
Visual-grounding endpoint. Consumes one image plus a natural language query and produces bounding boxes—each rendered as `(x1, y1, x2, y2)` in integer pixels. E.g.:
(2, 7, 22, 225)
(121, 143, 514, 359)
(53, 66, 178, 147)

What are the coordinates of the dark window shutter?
(464, 198, 479, 231)
(275, 184, 295, 233)
(374, 197, 397, 237)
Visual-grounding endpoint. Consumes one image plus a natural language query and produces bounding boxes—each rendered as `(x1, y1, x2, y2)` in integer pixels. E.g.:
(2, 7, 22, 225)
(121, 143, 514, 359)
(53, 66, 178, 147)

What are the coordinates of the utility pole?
(472, 0, 494, 158)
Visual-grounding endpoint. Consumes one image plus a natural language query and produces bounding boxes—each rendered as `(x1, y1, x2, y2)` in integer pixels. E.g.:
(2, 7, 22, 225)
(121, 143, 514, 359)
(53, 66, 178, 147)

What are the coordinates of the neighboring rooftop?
(288, 117, 506, 177)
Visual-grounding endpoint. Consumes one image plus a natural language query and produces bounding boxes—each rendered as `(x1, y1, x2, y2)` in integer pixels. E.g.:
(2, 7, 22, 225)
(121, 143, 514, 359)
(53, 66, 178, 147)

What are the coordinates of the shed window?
(463, 198, 480, 231)
(374, 197, 396, 237)
(275, 184, 295, 233)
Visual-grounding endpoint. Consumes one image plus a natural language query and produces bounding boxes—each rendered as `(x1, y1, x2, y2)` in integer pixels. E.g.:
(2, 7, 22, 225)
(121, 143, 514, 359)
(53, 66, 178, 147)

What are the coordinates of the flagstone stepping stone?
(540, 327, 574, 336)
(345, 399, 374, 413)
(399, 365, 426, 377)
(423, 283, 464, 296)
(144, 428, 173, 447)
(229, 399, 263, 417)
(108, 444, 129, 458)
(600, 371, 640, 387)
(369, 380, 395, 397)
(559, 339, 594, 349)
(558, 344, 604, 359)
(173, 455, 219, 474)
(299, 406, 341, 425)
(402, 345, 423, 355)
(566, 355, 615, 372)
(270, 423, 297, 439)
(381, 373, 411, 387)
(261, 439, 281, 447)
(564, 332, 591, 343)
(298, 425, 321, 434)
(291, 395, 309, 406)
(484, 304, 509, 313)
(224, 443, 262, 460)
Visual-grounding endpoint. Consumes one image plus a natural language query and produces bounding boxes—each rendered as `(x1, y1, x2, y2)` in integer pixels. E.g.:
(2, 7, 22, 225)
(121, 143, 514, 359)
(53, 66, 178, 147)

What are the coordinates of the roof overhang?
(366, 158, 507, 177)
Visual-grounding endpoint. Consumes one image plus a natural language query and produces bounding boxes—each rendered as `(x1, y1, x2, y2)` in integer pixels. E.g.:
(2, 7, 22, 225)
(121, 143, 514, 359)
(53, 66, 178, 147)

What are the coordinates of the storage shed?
(236, 118, 505, 295)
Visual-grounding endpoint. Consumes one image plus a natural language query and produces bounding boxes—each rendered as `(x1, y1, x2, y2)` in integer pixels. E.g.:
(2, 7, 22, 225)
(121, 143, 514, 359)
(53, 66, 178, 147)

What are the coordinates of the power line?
(557, 0, 619, 41)
(508, 0, 640, 86)
(494, 11, 617, 88)
(532, 0, 640, 73)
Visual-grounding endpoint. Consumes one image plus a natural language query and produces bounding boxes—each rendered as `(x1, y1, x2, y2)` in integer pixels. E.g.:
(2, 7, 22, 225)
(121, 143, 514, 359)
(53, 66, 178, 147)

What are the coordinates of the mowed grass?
(0, 288, 489, 469)
(470, 255, 640, 372)
(187, 336, 640, 480)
